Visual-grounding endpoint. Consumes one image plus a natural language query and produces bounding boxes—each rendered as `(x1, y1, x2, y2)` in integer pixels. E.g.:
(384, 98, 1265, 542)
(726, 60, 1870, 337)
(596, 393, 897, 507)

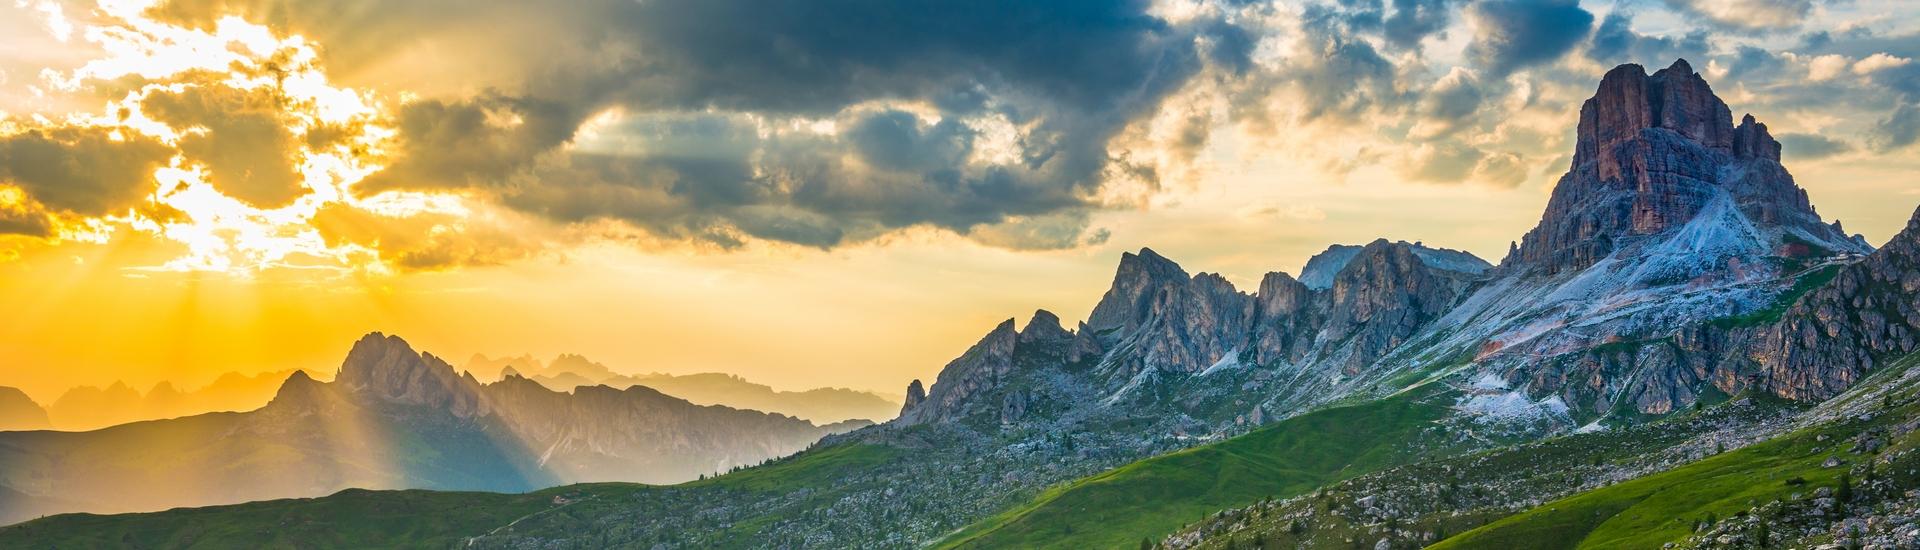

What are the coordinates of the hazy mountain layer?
(0, 333, 863, 526)
(463, 353, 899, 423)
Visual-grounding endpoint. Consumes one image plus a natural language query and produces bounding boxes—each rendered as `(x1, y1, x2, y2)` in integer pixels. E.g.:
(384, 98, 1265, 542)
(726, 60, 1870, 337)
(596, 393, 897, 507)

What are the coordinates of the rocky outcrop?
(902, 379, 926, 413)
(896, 319, 1019, 425)
(1318, 240, 1483, 374)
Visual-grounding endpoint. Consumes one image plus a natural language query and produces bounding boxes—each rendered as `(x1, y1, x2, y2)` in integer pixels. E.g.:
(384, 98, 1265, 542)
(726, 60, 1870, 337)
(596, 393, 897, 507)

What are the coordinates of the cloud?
(1777, 133, 1854, 160)
(1382, 0, 1461, 51)
(0, 193, 53, 237)
(1807, 54, 1850, 81)
(964, 210, 1108, 251)
(139, 82, 308, 208)
(1467, 0, 1595, 76)
(0, 126, 172, 217)
(1871, 104, 1920, 151)
(1661, 0, 1815, 31)
(185, 0, 1249, 251)
(1587, 12, 1712, 67)
(309, 202, 546, 271)
(1854, 53, 1913, 75)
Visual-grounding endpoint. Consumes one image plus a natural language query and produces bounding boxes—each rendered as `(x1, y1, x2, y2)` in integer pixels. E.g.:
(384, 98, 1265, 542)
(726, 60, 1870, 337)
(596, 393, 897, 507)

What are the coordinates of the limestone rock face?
(895, 320, 1018, 425)
(1319, 240, 1483, 374)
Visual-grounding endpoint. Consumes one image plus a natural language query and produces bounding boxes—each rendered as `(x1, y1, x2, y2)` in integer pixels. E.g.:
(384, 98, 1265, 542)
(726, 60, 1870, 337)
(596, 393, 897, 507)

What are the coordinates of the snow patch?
(1470, 373, 1510, 391)
(1457, 391, 1571, 424)
(1574, 421, 1608, 434)
(1198, 353, 1243, 377)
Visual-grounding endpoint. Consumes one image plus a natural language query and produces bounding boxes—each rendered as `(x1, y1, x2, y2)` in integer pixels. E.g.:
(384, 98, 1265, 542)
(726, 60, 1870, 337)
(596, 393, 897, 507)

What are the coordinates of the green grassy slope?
(1428, 427, 1842, 550)
(0, 487, 582, 550)
(0, 443, 900, 549)
(1432, 356, 1920, 550)
(938, 388, 1454, 550)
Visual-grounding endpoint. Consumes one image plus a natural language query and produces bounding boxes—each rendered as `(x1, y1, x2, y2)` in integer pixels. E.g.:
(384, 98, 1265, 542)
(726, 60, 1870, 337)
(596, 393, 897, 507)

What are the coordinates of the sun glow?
(8, 2, 478, 276)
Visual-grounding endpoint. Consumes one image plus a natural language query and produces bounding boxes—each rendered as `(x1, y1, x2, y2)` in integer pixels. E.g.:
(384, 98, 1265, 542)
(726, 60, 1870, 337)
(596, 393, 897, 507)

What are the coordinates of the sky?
(0, 0, 1917, 404)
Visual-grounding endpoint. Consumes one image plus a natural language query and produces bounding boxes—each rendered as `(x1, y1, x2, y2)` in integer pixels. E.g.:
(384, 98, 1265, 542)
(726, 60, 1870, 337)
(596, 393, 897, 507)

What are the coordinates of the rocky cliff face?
(1753, 206, 1920, 399)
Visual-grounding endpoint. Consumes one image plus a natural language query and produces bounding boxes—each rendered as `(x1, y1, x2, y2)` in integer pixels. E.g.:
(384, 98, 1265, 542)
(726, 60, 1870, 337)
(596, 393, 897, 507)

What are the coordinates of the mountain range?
(0, 333, 864, 526)
(461, 353, 899, 424)
(4, 60, 1919, 549)
(0, 370, 312, 432)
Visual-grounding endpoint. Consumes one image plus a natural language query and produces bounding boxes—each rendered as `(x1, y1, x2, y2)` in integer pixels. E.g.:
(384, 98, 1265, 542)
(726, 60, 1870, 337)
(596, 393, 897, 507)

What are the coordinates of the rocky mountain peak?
(1087, 248, 1193, 333)
(1575, 59, 1733, 168)
(1506, 59, 1866, 276)
(1018, 309, 1073, 344)
(336, 332, 489, 417)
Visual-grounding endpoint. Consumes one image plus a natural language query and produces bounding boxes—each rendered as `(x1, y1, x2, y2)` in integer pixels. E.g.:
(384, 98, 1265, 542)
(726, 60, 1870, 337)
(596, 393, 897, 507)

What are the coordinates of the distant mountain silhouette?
(462, 353, 899, 423)
(0, 333, 864, 526)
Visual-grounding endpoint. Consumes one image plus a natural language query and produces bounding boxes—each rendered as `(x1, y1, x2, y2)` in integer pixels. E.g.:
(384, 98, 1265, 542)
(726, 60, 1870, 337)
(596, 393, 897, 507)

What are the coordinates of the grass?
(0, 487, 592, 549)
(1433, 354, 1920, 549)
(0, 443, 901, 549)
(935, 387, 1453, 550)
(1429, 427, 1843, 550)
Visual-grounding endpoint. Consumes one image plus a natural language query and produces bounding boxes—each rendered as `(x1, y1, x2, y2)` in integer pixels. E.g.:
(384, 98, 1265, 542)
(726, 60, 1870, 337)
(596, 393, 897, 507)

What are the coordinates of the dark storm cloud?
(1467, 0, 1595, 76)
(1285, 5, 1406, 121)
(845, 111, 977, 174)
(0, 205, 52, 237)
(0, 127, 172, 217)
(155, 0, 1238, 250)
(1777, 133, 1854, 160)
(1587, 13, 1712, 67)
(1872, 104, 1920, 151)
(1383, 0, 1460, 51)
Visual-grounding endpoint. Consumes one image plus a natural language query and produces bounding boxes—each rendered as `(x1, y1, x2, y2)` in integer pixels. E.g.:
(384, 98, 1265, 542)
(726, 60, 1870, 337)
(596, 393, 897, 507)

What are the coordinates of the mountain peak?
(1508, 60, 1866, 276)
(1087, 248, 1192, 332)
(1576, 60, 1734, 168)
(1019, 309, 1073, 344)
(336, 332, 489, 417)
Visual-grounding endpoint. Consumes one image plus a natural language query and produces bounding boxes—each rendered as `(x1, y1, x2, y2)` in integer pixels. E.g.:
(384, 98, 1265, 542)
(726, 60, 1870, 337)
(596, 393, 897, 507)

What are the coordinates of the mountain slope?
(0, 387, 47, 431)
(936, 386, 1456, 549)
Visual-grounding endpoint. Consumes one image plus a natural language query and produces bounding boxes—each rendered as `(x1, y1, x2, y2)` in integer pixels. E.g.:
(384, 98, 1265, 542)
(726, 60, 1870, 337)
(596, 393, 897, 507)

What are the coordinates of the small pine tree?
(1754, 521, 1770, 548)
(1839, 470, 1854, 502)
(1139, 537, 1154, 550)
